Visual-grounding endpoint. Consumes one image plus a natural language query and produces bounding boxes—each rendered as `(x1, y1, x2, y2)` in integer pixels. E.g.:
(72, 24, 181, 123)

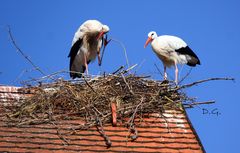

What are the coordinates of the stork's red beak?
(144, 37, 153, 48)
(97, 31, 104, 40)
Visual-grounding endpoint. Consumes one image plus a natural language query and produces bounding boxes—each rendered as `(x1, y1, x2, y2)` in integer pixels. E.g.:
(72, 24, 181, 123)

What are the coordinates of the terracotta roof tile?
(0, 86, 205, 153)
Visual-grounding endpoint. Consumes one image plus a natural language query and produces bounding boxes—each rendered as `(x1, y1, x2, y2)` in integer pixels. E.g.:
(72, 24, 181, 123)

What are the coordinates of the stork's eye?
(151, 33, 154, 36)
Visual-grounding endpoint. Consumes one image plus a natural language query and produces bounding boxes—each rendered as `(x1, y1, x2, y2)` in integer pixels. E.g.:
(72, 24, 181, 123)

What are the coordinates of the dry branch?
(110, 38, 130, 68)
(178, 68, 192, 84)
(154, 63, 164, 77)
(178, 77, 235, 90)
(7, 26, 55, 81)
(112, 66, 124, 74)
(96, 115, 112, 148)
(127, 97, 144, 141)
(183, 100, 215, 108)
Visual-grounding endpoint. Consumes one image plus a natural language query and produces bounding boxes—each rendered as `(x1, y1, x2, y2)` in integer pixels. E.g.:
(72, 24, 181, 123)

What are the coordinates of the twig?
(17, 118, 50, 126)
(129, 125, 138, 141)
(183, 100, 215, 108)
(83, 76, 96, 93)
(95, 114, 112, 148)
(127, 97, 144, 141)
(7, 26, 55, 81)
(164, 96, 174, 103)
(135, 59, 146, 74)
(93, 106, 104, 117)
(36, 70, 67, 81)
(51, 121, 70, 145)
(178, 68, 192, 84)
(121, 73, 134, 95)
(112, 65, 124, 74)
(130, 75, 151, 79)
(14, 69, 32, 84)
(110, 38, 130, 68)
(159, 112, 171, 133)
(120, 64, 138, 74)
(178, 77, 235, 90)
(128, 97, 144, 125)
(20, 70, 84, 85)
(154, 63, 164, 77)
(56, 127, 70, 145)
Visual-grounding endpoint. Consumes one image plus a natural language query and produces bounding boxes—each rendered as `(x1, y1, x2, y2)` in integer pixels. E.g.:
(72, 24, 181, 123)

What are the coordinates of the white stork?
(144, 31, 200, 84)
(68, 20, 110, 78)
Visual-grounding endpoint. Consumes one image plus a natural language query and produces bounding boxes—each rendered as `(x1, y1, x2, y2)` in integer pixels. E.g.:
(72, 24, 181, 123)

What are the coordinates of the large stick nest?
(6, 72, 232, 147)
(8, 73, 187, 127)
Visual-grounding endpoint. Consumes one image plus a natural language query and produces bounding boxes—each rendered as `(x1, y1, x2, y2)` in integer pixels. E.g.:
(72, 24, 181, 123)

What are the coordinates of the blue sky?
(0, 0, 239, 152)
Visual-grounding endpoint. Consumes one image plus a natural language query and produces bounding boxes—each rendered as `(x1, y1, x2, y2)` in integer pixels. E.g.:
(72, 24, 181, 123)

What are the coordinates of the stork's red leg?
(174, 63, 178, 84)
(84, 54, 88, 75)
(164, 65, 167, 80)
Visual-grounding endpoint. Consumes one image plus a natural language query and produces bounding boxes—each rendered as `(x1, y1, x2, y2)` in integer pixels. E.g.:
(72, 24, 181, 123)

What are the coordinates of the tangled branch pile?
(8, 73, 188, 127)
(6, 72, 234, 147)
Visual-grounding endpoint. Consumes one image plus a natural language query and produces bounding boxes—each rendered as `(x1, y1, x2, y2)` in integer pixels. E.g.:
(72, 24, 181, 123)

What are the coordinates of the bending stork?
(68, 20, 110, 78)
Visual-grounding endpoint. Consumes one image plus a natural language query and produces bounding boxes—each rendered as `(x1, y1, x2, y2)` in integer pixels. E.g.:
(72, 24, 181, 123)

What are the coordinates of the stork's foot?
(172, 79, 181, 89)
(174, 80, 178, 85)
(161, 79, 169, 85)
(164, 75, 167, 80)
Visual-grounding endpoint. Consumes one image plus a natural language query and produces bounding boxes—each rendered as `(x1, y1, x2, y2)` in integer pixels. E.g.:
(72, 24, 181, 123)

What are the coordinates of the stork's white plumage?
(144, 31, 200, 84)
(68, 20, 110, 78)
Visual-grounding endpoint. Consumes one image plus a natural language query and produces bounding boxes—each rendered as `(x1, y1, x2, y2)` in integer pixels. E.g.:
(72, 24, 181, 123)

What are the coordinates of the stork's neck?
(151, 38, 157, 46)
(151, 38, 159, 52)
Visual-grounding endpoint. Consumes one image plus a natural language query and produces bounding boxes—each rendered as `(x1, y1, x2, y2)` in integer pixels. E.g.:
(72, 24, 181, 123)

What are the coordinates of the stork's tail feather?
(70, 72, 83, 79)
(187, 57, 201, 67)
(175, 46, 200, 67)
(70, 65, 86, 79)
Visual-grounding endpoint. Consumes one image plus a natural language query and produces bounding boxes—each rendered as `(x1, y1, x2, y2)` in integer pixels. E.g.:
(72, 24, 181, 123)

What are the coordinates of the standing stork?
(68, 20, 110, 78)
(144, 31, 200, 84)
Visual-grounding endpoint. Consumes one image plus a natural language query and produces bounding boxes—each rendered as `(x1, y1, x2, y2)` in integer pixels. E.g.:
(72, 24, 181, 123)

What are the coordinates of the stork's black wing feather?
(175, 46, 201, 66)
(68, 38, 82, 58)
(68, 38, 82, 78)
(175, 46, 198, 59)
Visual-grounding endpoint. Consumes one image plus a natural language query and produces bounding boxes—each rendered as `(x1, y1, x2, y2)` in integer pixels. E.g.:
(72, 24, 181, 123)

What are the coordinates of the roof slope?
(0, 85, 205, 153)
